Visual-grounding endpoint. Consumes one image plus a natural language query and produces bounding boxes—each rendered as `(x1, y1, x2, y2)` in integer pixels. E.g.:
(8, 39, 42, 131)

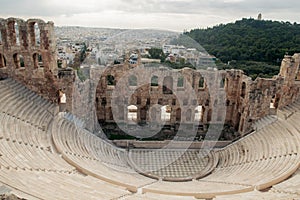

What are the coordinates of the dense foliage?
(186, 18, 300, 64)
(148, 48, 166, 62)
(216, 60, 280, 80)
(185, 18, 300, 79)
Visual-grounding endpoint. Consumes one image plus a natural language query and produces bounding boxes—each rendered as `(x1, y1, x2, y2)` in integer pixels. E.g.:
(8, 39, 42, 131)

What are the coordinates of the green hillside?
(185, 18, 300, 79)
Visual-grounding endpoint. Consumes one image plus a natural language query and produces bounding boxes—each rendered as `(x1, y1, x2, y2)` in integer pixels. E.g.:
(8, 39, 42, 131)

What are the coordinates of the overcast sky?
(1, 0, 300, 31)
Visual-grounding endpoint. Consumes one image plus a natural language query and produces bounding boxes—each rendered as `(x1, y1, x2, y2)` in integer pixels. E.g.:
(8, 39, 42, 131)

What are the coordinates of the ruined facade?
(0, 18, 75, 109)
(95, 54, 300, 136)
(1, 17, 300, 137)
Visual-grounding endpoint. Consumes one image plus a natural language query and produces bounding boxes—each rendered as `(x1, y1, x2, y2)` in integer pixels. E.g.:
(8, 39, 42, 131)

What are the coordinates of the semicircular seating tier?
(0, 78, 300, 199)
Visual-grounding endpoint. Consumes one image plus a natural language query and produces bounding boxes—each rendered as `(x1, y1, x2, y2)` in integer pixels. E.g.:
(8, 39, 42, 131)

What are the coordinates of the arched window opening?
(129, 75, 137, 86)
(172, 99, 176, 106)
(241, 82, 246, 98)
(274, 95, 280, 109)
(235, 112, 241, 130)
(220, 77, 228, 89)
(118, 106, 125, 120)
(107, 75, 115, 86)
(59, 90, 67, 104)
(226, 100, 230, 107)
(13, 53, 18, 68)
(177, 76, 184, 87)
(13, 53, 25, 68)
(58, 89, 67, 112)
(151, 75, 158, 86)
(194, 106, 203, 122)
(33, 54, 38, 68)
(33, 53, 43, 68)
(207, 109, 212, 122)
(108, 107, 114, 121)
(0, 54, 6, 68)
(163, 76, 173, 94)
(29, 22, 41, 46)
(239, 118, 244, 132)
(220, 77, 225, 88)
(176, 108, 181, 122)
(127, 105, 138, 123)
(140, 107, 147, 121)
(270, 96, 276, 111)
(270, 95, 276, 109)
(161, 105, 171, 122)
(38, 54, 43, 67)
(0, 31, 2, 45)
(158, 98, 163, 105)
(19, 55, 25, 67)
(137, 96, 141, 105)
(146, 98, 150, 105)
(226, 78, 229, 88)
(185, 109, 192, 122)
(34, 23, 40, 46)
(199, 77, 205, 88)
(101, 98, 107, 106)
(14, 22, 20, 46)
(150, 107, 157, 122)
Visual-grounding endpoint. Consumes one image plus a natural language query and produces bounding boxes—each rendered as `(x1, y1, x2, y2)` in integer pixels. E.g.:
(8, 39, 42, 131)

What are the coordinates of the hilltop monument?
(258, 13, 262, 20)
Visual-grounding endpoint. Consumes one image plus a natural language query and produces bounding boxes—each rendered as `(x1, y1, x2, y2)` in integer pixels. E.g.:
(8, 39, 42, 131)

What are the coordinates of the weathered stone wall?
(95, 54, 300, 135)
(233, 54, 300, 133)
(95, 64, 245, 133)
(0, 18, 75, 109)
(279, 54, 300, 107)
(57, 68, 76, 111)
(0, 18, 59, 102)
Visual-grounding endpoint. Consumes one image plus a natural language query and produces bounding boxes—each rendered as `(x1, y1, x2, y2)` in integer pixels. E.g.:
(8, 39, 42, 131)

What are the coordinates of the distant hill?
(185, 18, 300, 79)
(185, 18, 300, 63)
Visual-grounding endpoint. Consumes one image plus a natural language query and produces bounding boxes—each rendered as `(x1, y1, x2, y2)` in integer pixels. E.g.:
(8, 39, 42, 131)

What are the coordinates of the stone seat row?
(0, 113, 75, 171)
(0, 94, 53, 130)
(213, 190, 300, 200)
(51, 116, 156, 193)
(51, 101, 300, 198)
(218, 127, 296, 168)
(203, 153, 298, 188)
(252, 115, 277, 131)
(0, 113, 51, 149)
(271, 168, 300, 195)
(213, 165, 300, 199)
(52, 115, 254, 198)
(196, 106, 300, 192)
(51, 118, 298, 198)
(219, 113, 300, 168)
(0, 167, 130, 200)
(0, 79, 55, 129)
(277, 100, 300, 120)
(55, 117, 130, 169)
(0, 79, 56, 113)
(0, 79, 133, 200)
(0, 79, 55, 112)
(1, 78, 300, 199)
(143, 153, 299, 198)
(61, 112, 85, 128)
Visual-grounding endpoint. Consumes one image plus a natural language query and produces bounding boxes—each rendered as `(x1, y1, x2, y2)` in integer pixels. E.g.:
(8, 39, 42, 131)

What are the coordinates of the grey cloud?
(0, 0, 299, 29)
(0, 0, 103, 17)
(1, 0, 300, 17)
(113, 0, 300, 15)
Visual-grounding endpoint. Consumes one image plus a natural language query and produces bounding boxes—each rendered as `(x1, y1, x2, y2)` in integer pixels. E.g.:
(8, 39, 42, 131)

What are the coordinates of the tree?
(185, 18, 300, 64)
(185, 18, 300, 79)
(148, 48, 166, 62)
